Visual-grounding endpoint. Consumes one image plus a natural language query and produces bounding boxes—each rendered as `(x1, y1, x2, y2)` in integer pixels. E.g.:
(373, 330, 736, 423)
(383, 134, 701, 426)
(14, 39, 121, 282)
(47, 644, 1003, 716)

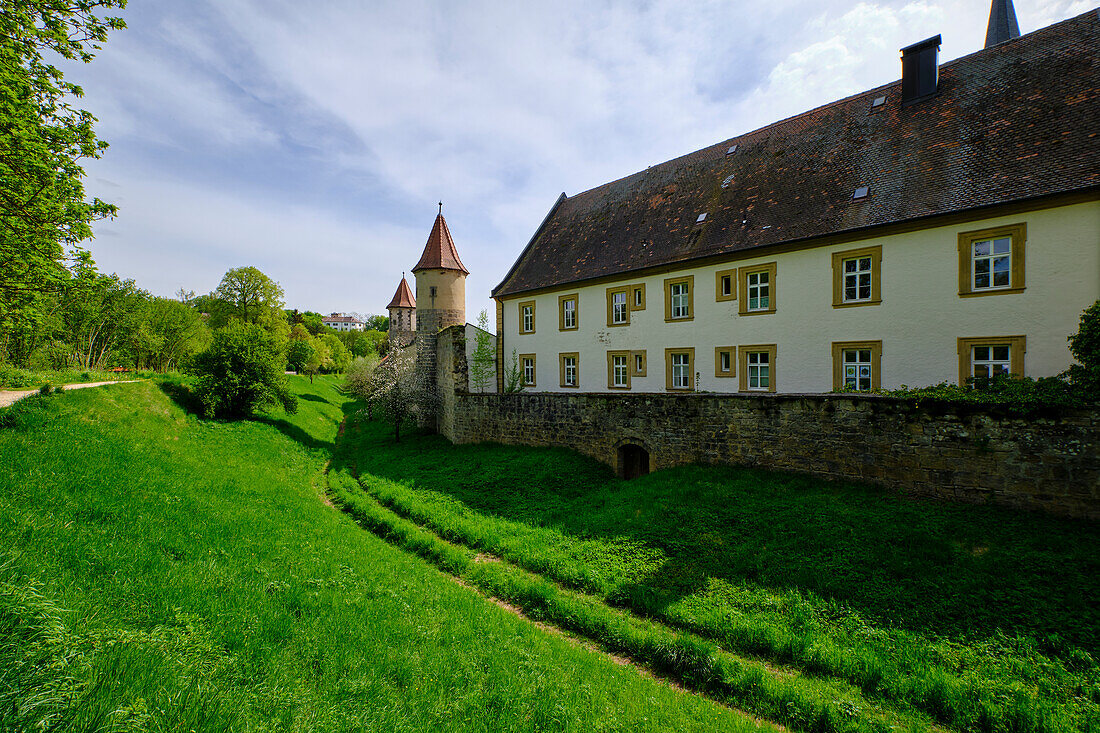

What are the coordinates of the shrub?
(191, 322, 297, 419)
(38, 384, 51, 396)
(1065, 299, 1100, 397)
(343, 354, 380, 400)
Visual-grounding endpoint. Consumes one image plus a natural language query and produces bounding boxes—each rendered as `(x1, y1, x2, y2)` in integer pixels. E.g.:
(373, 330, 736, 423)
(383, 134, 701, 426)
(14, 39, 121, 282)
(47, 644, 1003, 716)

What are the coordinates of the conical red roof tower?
(386, 275, 416, 309)
(412, 213, 469, 274)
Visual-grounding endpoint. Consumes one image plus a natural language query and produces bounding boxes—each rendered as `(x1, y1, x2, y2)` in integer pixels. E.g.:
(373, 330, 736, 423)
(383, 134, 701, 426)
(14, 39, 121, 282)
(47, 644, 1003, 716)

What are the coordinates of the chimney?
(900, 35, 941, 105)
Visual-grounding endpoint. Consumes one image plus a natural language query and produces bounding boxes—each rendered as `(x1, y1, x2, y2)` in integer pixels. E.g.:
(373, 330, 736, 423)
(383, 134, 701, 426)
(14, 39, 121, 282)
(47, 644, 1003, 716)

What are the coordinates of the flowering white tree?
(365, 345, 440, 442)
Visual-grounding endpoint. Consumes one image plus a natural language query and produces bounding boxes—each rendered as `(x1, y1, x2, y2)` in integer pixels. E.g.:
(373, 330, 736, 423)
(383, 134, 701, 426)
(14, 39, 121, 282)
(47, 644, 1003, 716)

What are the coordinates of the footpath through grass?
(335, 415, 1100, 733)
(0, 376, 766, 732)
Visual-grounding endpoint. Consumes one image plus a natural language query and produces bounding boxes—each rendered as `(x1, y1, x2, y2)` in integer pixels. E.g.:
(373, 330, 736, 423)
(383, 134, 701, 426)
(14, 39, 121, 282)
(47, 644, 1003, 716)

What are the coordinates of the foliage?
(0, 0, 125, 344)
(469, 309, 495, 392)
(191, 322, 296, 419)
(336, 327, 388, 358)
(0, 378, 753, 732)
(1066, 299, 1100, 396)
(365, 313, 388, 332)
(502, 348, 524, 393)
(885, 373, 1078, 412)
(337, 420, 1100, 733)
(320, 332, 350, 373)
(365, 345, 439, 442)
(210, 266, 286, 333)
(285, 338, 313, 373)
(342, 353, 379, 401)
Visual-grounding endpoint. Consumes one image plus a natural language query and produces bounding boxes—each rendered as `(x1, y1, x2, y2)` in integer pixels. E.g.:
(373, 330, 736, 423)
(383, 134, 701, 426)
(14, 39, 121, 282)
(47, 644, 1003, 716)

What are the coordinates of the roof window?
(726, 145, 738, 155)
(721, 174, 735, 188)
(871, 95, 886, 108)
(853, 186, 869, 200)
(696, 213, 707, 223)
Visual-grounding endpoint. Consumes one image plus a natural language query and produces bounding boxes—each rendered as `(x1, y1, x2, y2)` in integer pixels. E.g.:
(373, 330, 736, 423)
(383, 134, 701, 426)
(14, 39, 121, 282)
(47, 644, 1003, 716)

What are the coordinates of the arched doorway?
(617, 443, 651, 480)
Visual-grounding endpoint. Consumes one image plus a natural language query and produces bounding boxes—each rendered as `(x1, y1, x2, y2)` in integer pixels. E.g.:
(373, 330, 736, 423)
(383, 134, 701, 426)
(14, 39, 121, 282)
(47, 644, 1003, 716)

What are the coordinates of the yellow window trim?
(714, 346, 736, 378)
(956, 336, 1026, 385)
(831, 245, 882, 308)
(831, 340, 883, 391)
(738, 344, 777, 392)
(631, 284, 647, 311)
(606, 350, 631, 389)
(518, 300, 536, 334)
(558, 293, 579, 331)
(715, 268, 737, 302)
(664, 347, 696, 391)
(631, 350, 647, 377)
(957, 223, 1026, 297)
(663, 275, 694, 322)
(519, 353, 537, 387)
(559, 352, 579, 388)
(606, 286, 630, 327)
(738, 263, 777, 316)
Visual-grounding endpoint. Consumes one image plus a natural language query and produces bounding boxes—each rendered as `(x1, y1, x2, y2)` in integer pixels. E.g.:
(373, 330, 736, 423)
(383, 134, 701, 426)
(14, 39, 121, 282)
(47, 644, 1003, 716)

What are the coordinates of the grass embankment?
(0, 365, 150, 390)
(0, 376, 764, 732)
(334, 416, 1100, 733)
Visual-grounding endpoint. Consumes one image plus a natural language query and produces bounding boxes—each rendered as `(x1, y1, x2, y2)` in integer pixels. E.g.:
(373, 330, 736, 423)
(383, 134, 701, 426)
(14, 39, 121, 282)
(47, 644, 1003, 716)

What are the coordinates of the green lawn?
(335, 415, 1100, 733)
(0, 376, 767, 732)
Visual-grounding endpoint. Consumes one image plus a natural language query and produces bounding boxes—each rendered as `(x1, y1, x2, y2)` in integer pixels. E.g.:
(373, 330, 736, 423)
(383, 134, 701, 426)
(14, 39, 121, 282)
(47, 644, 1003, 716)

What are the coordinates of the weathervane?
(438, 201, 443, 215)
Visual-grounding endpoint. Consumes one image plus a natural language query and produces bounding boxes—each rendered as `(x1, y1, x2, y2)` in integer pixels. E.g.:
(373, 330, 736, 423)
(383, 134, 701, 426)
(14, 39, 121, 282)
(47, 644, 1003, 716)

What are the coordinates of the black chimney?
(900, 35, 941, 105)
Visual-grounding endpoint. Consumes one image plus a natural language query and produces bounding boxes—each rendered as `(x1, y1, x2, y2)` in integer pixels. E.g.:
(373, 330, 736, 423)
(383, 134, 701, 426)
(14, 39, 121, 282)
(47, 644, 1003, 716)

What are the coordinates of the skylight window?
(726, 145, 738, 155)
(871, 95, 886, 108)
(721, 174, 735, 188)
(696, 213, 707, 223)
(853, 186, 869, 199)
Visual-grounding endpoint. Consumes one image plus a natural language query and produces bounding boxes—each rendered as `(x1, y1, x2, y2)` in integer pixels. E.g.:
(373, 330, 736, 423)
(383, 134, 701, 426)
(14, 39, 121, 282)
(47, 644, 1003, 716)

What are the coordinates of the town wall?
(437, 326, 1100, 519)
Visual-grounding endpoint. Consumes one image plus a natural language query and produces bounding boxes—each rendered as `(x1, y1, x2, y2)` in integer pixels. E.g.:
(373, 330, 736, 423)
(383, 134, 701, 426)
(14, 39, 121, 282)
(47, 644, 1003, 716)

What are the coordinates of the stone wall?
(434, 326, 1100, 519)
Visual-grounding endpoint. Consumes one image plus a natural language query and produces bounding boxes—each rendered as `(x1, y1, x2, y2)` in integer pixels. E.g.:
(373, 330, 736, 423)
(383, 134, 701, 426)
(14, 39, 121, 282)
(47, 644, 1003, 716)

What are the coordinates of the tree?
(1066, 299, 1100, 398)
(342, 353, 379, 400)
(469, 309, 495, 392)
(365, 314, 389, 332)
(0, 1, 126, 354)
(366, 346, 439, 442)
(192, 321, 296, 419)
(210, 266, 285, 328)
(502, 348, 525, 393)
(321, 332, 350, 373)
(286, 339, 314, 374)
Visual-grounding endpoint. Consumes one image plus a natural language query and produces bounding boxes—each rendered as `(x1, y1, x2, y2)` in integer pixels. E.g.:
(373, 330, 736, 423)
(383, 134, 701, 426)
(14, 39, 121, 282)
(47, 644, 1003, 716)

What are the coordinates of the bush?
(343, 354, 380, 400)
(1066, 299, 1100, 397)
(38, 384, 51, 396)
(191, 322, 297, 419)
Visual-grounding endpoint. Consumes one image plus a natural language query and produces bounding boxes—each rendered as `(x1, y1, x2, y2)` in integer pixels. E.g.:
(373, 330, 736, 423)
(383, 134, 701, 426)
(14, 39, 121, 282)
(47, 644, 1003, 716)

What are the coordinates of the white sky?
(71, 0, 1092, 317)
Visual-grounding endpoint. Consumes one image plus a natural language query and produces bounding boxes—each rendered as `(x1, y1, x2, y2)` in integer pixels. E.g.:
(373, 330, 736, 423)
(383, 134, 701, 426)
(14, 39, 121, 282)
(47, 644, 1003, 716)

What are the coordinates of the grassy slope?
(0, 377, 765, 732)
(337, 418, 1100, 733)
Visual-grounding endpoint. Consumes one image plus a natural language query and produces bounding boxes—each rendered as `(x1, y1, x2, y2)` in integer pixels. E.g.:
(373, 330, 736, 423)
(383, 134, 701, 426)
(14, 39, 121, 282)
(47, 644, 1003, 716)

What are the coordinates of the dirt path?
(0, 380, 142, 408)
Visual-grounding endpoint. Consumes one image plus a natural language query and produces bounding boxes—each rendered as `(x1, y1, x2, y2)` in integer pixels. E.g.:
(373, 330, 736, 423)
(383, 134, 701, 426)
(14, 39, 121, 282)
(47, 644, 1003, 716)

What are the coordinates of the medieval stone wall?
(434, 326, 1099, 519)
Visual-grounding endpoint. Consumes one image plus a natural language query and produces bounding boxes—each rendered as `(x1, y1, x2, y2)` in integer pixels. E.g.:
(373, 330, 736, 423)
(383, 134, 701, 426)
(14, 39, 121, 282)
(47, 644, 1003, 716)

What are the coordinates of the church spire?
(411, 212, 469, 274)
(985, 0, 1021, 48)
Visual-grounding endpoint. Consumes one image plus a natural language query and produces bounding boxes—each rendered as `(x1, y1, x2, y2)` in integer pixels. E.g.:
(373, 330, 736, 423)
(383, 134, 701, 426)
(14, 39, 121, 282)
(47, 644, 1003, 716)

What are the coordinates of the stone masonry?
(435, 325, 1099, 519)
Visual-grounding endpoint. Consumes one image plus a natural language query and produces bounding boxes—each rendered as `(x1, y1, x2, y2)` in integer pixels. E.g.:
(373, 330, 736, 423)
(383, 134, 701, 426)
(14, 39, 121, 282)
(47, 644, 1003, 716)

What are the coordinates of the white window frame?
(747, 271, 770, 312)
(670, 283, 690, 319)
(612, 355, 628, 387)
(612, 291, 628, 324)
(747, 351, 770, 390)
(522, 305, 534, 333)
(671, 353, 690, 389)
(563, 356, 577, 386)
(522, 357, 535, 385)
(972, 236, 1013, 291)
(720, 350, 732, 373)
(842, 256, 873, 303)
(842, 348, 874, 391)
(562, 299, 576, 329)
(972, 344, 1011, 379)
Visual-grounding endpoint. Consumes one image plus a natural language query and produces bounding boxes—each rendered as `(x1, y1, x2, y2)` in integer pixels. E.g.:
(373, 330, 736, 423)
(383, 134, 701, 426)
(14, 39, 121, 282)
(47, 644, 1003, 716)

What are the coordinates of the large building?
(322, 313, 366, 332)
(491, 3, 1099, 395)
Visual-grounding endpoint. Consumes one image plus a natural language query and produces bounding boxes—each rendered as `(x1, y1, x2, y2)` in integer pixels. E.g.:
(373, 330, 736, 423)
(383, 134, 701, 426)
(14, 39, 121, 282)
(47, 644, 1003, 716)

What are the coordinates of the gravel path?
(0, 380, 142, 408)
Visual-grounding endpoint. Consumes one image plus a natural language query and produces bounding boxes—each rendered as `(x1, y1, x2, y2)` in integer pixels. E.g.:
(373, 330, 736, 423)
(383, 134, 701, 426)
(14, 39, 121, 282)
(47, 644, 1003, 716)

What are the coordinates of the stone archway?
(616, 442, 651, 480)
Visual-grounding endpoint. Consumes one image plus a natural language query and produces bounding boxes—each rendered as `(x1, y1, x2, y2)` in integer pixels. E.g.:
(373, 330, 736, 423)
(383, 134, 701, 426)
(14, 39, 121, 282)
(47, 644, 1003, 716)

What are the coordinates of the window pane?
(992, 346, 1009, 361)
(844, 259, 856, 273)
(973, 240, 991, 256)
(759, 367, 769, 387)
(722, 276, 731, 295)
(975, 271, 990, 289)
(721, 352, 730, 371)
(973, 347, 990, 361)
(859, 349, 871, 361)
(859, 257, 871, 270)
(992, 238, 1011, 254)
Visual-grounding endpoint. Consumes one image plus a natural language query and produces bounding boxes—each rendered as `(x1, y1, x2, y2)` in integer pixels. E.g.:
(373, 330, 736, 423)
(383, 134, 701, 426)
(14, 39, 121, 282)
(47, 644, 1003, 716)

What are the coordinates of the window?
(519, 301, 535, 334)
(738, 345, 777, 392)
(958, 223, 1026, 297)
(559, 352, 579, 388)
(632, 284, 646, 310)
(558, 294, 578, 331)
(738, 263, 777, 315)
(715, 268, 737, 302)
(831, 340, 882, 391)
(606, 287, 630, 326)
(631, 350, 647, 377)
(831, 245, 882, 307)
(714, 347, 735, 378)
(607, 350, 631, 389)
(664, 348, 696, 391)
(663, 276, 694, 322)
(957, 336, 1025, 385)
(520, 354, 536, 387)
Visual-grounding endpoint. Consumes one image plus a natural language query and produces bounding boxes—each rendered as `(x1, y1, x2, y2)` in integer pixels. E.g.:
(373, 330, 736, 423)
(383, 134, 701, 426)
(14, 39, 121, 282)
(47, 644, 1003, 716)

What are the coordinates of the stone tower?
(386, 274, 416, 346)
(412, 211, 468, 337)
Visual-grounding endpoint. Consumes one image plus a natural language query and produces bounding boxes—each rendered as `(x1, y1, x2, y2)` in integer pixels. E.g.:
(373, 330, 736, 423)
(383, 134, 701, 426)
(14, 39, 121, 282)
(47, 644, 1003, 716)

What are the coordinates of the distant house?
(491, 3, 1100, 395)
(322, 313, 365, 332)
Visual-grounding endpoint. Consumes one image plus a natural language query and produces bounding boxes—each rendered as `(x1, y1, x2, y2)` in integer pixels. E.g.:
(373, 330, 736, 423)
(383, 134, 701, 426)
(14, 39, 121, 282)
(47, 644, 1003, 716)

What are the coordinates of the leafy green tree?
(210, 266, 284, 328)
(469, 309, 495, 392)
(1066, 299, 1100, 398)
(321, 332, 350, 373)
(342, 353, 379, 400)
(365, 314, 389, 332)
(0, 1, 126, 356)
(286, 339, 313, 374)
(192, 321, 296, 419)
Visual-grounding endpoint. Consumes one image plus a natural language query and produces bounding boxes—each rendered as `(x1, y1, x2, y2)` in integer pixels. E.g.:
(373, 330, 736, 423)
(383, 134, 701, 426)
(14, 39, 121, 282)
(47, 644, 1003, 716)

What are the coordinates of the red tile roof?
(412, 214, 469, 274)
(494, 10, 1100, 298)
(323, 314, 363, 324)
(386, 276, 416, 309)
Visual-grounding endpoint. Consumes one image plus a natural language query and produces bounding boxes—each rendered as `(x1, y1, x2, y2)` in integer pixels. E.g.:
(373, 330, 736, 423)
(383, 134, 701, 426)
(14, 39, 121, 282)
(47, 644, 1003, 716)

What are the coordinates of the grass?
(0, 365, 150, 389)
(334, 415, 1100, 733)
(0, 376, 767, 732)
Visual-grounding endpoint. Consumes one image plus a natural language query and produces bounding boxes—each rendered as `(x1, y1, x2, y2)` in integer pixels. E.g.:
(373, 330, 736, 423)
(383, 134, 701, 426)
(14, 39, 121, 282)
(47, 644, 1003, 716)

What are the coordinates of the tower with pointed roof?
(412, 209, 468, 338)
(985, 0, 1021, 48)
(386, 274, 417, 346)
